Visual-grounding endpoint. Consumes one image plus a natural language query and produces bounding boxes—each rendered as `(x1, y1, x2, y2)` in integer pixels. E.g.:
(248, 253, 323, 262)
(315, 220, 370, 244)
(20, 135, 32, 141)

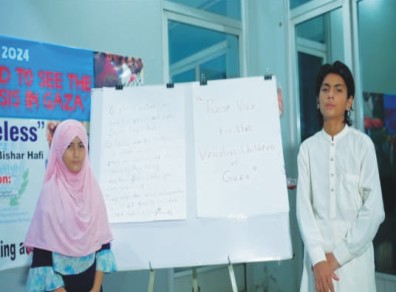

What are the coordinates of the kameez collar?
(321, 124, 350, 142)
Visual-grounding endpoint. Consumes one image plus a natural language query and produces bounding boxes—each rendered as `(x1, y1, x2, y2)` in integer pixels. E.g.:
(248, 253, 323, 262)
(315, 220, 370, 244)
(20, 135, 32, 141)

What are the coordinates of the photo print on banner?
(94, 52, 143, 88)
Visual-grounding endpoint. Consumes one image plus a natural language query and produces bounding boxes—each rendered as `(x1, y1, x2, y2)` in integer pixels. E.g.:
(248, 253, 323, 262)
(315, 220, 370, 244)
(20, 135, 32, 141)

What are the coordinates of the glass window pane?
(168, 20, 239, 83)
(172, 69, 195, 83)
(290, 0, 313, 9)
(359, 0, 396, 275)
(296, 15, 326, 43)
(298, 52, 323, 141)
(167, 0, 241, 20)
(200, 54, 226, 80)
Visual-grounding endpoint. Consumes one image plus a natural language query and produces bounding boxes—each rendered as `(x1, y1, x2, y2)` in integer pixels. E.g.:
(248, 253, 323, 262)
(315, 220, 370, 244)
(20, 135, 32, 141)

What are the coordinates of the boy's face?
(318, 73, 353, 123)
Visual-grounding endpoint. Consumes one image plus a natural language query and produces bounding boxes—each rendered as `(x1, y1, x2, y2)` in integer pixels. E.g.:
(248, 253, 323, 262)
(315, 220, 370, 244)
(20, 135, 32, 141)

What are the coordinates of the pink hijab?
(24, 119, 112, 257)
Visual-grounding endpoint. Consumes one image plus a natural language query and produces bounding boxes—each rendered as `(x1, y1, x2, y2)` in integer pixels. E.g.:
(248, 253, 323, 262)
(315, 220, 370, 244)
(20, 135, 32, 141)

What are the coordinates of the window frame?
(162, 0, 246, 83)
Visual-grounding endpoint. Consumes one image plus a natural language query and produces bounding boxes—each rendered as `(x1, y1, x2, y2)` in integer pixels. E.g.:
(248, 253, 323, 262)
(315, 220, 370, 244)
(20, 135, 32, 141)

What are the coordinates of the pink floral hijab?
(24, 119, 112, 257)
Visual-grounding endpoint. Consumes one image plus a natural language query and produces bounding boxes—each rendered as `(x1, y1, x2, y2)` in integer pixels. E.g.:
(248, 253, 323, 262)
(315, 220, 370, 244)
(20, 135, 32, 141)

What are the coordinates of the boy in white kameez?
(296, 61, 385, 292)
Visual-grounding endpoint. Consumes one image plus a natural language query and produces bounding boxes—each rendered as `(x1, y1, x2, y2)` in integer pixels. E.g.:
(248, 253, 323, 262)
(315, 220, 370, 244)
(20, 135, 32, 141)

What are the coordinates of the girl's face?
(62, 136, 86, 173)
(318, 73, 353, 123)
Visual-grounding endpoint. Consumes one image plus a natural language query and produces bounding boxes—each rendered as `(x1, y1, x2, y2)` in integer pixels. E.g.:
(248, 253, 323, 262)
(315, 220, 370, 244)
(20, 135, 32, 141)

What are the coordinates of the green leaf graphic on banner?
(9, 169, 29, 206)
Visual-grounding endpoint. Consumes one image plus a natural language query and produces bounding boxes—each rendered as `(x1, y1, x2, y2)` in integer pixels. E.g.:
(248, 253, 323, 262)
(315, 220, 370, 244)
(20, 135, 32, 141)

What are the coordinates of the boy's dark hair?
(315, 60, 355, 126)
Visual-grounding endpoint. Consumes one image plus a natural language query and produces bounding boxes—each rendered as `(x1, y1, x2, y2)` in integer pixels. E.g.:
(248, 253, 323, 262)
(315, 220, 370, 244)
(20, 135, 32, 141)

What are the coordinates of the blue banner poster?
(0, 35, 93, 271)
(0, 118, 48, 270)
(0, 35, 93, 121)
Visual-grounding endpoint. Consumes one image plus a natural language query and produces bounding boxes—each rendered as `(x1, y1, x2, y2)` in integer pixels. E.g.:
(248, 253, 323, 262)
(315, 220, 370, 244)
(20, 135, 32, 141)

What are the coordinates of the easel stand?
(228, 258, 238, 292)
(191, 259, 238, 292)
(192, 268, 199, 292)
(148, 262, 155, 292)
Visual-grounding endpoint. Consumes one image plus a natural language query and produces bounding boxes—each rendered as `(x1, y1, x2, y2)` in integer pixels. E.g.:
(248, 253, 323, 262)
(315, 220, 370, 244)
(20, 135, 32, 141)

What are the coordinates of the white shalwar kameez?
(296, 125, 385, 292)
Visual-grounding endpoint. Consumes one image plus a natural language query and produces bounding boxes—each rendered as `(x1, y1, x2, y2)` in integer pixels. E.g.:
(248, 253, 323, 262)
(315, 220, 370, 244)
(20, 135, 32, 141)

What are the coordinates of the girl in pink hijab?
(24, 119, 116, 292)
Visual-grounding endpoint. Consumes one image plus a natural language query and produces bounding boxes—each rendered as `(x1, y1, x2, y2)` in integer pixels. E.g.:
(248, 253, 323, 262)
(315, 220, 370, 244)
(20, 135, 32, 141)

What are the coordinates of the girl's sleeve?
(96, 243, 117, 273)
(25, 248, 64, 292)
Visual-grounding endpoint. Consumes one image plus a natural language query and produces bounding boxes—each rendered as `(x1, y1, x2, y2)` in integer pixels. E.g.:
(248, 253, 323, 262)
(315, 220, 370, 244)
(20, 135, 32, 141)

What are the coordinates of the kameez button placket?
(329, 141, 336, 218)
